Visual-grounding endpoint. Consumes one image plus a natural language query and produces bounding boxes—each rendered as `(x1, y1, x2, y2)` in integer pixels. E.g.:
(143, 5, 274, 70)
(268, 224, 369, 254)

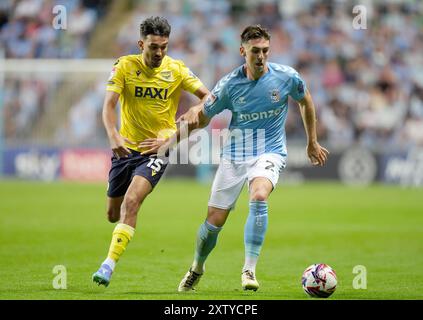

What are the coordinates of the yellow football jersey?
(106, 54, 204, 153)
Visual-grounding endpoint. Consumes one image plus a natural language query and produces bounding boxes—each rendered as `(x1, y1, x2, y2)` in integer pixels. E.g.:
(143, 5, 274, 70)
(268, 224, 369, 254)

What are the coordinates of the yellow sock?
(107, 223, 135, 262)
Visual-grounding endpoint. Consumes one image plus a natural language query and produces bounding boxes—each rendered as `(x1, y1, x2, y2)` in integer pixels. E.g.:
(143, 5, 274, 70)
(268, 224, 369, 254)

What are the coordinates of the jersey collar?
(140, 54, 168, 74)
(241, 63, 271, 82)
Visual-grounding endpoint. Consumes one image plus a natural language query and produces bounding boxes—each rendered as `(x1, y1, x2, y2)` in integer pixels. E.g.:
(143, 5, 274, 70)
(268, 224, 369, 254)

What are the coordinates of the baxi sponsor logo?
(135, 86, 169, 100)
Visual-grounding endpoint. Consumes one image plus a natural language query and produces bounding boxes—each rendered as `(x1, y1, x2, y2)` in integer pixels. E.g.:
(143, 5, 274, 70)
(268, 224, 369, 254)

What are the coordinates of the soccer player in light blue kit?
(142, 25, 329, 291)
(178, 25, 329, 291)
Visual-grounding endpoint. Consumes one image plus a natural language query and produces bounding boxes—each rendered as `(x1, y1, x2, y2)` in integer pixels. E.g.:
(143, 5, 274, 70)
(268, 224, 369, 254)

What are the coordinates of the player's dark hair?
(140, 16, 171, 38)
(240, 25, 270, 44)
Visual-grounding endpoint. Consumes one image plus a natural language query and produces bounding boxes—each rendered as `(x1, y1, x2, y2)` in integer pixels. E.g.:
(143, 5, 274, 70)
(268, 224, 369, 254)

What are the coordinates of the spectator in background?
(2, 0, 423, 150)
(1, 0, 108, 143)
(0, 0, 103, 58)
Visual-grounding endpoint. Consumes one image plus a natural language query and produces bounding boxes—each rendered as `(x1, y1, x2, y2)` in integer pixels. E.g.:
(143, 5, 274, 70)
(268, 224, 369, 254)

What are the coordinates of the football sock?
(102, 257, 116, 271)
(105, 223, 135, 268)
(192, 220, 222, 274)
(243, 201, 268, 273)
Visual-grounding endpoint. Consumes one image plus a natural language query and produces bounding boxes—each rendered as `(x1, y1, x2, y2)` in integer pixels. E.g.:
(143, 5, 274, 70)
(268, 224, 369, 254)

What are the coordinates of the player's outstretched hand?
(307, 142, 329, 166)
(139, 138, 168, 156)
(176, 105, 202, 130)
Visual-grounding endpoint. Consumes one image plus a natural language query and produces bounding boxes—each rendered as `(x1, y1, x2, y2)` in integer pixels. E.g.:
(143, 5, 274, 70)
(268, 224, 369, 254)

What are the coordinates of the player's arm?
(180, 104, 211, 129)
(179, 85, 211, 129)
(139, 86, 211, 155)
(297, 89, 329, 166)
(148, 106, 208, 156)
(102, 91, 134, 158)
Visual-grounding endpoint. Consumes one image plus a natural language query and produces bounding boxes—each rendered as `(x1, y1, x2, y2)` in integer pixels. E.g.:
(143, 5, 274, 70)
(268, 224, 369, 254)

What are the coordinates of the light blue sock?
(192, 220, 222, 273)
(243, 201, 268, 273)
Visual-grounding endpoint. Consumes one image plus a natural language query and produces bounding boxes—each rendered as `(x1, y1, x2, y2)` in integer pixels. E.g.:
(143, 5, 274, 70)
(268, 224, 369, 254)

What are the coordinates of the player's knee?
(250, 189, 268, 202)
(207, 216, 225, 228)
(207, 207, 229, 227)
(122, 195, 142, 215)
(107, 208, 120, 223)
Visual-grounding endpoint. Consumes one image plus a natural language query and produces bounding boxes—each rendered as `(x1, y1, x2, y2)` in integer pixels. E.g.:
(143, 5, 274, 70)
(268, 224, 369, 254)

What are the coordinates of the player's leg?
(104, 153, 132, 223)
(119, 175, 152, 227)
(192, 205, 229, 273)
(178, 206, 230, 292)
(178, 158, 246, 292)
(242, 177, 273, 291)
(93, 176, 152, 286)
(245, 176, 273, 272)
(106, 196, 124, 222)
(93, 152, 166, 287)
(93, 153, 133, 286)
(241, 153, 285, 291)
(105, 175, 152, 264)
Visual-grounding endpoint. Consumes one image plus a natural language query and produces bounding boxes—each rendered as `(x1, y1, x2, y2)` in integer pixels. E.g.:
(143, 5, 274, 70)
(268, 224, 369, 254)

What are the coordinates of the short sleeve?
(180, 63, 204, 94)
(106, 59, 125, 94)
(203, 76, 231, 117)
(289, 70, 307, 101)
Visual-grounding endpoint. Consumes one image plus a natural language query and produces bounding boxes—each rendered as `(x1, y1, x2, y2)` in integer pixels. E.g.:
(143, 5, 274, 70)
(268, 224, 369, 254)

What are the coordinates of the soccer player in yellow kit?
(92, 16, 209, 287)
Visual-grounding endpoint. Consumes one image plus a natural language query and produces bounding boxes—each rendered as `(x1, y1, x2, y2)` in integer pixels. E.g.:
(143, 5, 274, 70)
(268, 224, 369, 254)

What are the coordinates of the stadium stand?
(1, 0, 423, 150)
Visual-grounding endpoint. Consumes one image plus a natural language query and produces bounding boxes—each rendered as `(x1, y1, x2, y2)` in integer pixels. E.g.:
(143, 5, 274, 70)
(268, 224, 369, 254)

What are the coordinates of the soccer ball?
(301, 263, 337, 298)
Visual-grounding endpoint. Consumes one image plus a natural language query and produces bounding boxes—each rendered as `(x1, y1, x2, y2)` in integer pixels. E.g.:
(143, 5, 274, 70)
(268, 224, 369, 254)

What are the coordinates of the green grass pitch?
(0, 178, 422, 300)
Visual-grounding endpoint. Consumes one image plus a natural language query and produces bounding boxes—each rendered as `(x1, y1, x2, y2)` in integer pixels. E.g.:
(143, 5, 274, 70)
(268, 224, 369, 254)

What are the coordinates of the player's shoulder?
(164, 56, 199, 79)
(112, 55, 139, 69)
(216, 66, 244, 90)
(269, 62, 300, 79)
(165, 55, 190, 71)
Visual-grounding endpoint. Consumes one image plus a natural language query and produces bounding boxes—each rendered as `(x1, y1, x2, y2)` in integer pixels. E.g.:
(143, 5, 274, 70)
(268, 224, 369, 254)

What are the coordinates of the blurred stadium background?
(0, 0, 422, 186)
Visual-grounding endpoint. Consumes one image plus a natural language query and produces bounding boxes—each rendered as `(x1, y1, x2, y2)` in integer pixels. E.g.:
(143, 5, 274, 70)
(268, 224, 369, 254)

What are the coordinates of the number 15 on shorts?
(147, 157, 164, 172)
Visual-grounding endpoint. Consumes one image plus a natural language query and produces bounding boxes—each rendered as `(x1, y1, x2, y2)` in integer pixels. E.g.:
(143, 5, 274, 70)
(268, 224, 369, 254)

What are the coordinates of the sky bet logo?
(135, 87, 169, 100)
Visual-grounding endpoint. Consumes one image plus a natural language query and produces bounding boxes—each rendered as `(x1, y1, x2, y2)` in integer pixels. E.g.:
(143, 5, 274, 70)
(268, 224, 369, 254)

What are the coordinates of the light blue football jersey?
(204, 62, 306, 161)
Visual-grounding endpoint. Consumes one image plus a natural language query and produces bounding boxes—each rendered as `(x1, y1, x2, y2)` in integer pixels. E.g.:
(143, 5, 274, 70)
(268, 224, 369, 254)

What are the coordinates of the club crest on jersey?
(160, 71, 172, 80)
(270, 89, 280, 103)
